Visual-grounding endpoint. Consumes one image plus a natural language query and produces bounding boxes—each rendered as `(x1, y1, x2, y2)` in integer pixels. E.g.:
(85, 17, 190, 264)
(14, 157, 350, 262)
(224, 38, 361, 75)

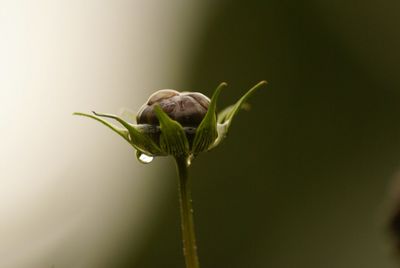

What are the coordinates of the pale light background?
(0, 1, 214, 267)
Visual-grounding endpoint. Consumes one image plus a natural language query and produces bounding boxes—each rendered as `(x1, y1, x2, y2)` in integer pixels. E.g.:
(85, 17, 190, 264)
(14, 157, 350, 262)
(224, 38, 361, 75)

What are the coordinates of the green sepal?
(192, 82, 227, 154)
(211, 80, 267, 149)
(154, 105, 190, 157)
(92, 111, 162, 155)
(73, 112, 130, 142)
(73, 111, 161, 155)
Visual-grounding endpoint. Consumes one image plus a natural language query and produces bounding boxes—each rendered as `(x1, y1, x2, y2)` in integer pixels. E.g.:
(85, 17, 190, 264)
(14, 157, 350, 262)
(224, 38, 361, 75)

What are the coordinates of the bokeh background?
(1, 0, 400, 267)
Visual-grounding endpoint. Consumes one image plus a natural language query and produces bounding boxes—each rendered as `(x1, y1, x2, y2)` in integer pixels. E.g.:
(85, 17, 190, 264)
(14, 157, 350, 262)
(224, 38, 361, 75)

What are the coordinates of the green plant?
(74, 81, 267, 268)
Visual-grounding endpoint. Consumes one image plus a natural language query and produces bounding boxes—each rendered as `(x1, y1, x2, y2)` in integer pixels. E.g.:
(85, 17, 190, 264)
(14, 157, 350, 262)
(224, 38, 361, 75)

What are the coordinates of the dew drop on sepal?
(137, 152, 154, 164)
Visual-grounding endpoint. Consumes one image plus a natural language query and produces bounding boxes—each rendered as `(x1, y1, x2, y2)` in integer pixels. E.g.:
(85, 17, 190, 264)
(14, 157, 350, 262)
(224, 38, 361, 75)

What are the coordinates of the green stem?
(175, 156, 200, 268)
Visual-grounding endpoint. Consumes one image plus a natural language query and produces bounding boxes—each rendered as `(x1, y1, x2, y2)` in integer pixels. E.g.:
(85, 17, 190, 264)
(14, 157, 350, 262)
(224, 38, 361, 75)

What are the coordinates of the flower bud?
(74, 81, 267, 164)
(136, 89, 210, 127)
(136, 89, 214, 154)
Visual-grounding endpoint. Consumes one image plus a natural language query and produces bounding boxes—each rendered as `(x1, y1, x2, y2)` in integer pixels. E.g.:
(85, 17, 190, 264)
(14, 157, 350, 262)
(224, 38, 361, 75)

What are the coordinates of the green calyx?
(192, 82, 226, 155)
(73, 81, 267, 164)
(211, 80, 267, 150)
(73, 111, 162, 156)
(153, 105, 190, 157)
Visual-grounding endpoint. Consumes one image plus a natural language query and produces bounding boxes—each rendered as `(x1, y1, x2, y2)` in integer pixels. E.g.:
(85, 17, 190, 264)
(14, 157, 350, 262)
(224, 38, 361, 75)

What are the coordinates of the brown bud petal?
(137, 89, 210, 127)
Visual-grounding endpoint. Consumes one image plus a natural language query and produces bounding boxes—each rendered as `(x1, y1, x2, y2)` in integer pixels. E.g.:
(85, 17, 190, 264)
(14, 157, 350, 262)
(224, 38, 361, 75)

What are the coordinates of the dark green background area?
(122, 1, 400, 267)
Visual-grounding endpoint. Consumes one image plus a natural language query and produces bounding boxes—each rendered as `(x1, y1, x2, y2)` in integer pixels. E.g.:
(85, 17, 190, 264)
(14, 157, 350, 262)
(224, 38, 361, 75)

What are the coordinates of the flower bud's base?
(137, 124, 197, 155)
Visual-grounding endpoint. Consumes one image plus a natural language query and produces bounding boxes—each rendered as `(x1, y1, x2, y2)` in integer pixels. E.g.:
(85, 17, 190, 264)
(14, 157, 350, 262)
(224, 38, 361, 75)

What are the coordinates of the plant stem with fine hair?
(175, 156, 200, 268)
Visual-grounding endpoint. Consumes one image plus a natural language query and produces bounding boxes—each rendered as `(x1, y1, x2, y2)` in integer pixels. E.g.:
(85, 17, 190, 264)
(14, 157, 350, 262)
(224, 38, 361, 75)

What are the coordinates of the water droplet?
(137, 152, 154, 164)
(186, 155, 194, 166)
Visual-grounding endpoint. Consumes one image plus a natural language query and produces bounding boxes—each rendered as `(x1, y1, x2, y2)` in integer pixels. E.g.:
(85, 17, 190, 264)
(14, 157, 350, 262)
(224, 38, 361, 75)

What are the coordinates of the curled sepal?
(210, 80, 267, 149)
(154, 105, 190, 157)
(73, 112, 130, 142)
(73, 112, 161, 156)
(92, 111, 162, 155)
(192, 82, 226, 155)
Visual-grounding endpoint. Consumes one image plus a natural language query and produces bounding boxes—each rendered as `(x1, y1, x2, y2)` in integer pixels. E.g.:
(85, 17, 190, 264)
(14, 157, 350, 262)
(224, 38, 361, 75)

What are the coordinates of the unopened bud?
(136, 90, 210, 127)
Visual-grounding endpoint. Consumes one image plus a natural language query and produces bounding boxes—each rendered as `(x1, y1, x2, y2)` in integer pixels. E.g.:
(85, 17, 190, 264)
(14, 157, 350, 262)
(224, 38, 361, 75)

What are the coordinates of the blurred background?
(1, 0, 400, 267)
